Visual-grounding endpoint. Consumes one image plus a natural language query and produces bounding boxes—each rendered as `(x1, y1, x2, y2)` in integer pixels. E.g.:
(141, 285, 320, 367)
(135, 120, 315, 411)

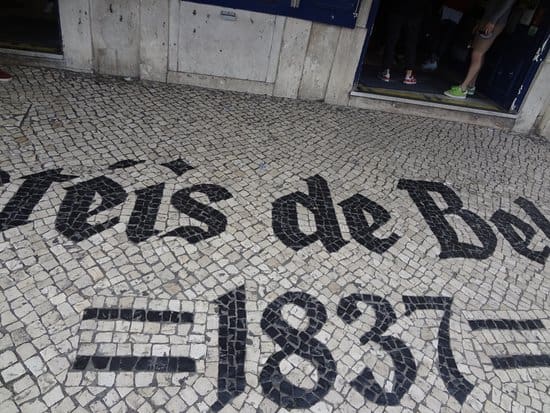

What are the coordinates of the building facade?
(3, 0, 549, 136)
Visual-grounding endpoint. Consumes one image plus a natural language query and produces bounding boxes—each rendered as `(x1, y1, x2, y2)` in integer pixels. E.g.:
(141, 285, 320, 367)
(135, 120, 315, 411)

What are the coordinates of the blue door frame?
(478, 3, 550, 112)
(510, 28, 550, 111)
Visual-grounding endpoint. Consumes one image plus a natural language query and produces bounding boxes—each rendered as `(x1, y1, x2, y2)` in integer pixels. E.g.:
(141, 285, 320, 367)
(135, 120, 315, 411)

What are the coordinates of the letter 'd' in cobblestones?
(272, 175, 348, 253)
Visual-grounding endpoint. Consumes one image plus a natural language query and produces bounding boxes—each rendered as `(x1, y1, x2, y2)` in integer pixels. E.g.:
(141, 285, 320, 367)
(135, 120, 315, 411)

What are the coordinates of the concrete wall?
(140, 0, 170, 82)
(89, 0, 140, 77)
(50, 0, 550, 137)
(58, 0, 93, 72)
(272, 18, 312, 99)
(513, 54, 550, 136)
(164, 0, 368, 106)
(539, 103, 550, 137)
(175, 3, 284, 82)
(56, 0, 368, 102)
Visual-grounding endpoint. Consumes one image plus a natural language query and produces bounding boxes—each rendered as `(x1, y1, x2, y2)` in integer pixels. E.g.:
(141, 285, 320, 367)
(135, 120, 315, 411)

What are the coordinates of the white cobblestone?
(0, 65, 549, 412)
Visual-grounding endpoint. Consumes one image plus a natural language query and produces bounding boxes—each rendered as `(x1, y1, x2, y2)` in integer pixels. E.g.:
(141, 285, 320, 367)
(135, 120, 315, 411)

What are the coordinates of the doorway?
(0, 0, 62, 55)
(355, 0, 549, 113)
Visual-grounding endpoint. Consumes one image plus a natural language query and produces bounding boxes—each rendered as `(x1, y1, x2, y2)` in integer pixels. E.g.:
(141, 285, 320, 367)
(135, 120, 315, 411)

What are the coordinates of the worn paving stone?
(0, 65, 549, 412)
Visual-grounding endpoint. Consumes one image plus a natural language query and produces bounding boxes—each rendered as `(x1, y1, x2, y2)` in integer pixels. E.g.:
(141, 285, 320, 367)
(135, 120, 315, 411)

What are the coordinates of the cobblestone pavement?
(1, 65, 549, 412)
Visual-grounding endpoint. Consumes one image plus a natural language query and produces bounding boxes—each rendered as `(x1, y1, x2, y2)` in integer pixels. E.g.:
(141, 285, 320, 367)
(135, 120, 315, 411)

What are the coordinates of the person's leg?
(460, 49, 484, 90)
(460, 23, 504, 89)
(445, 24, 504, 98)
(445, 48, 484, 98)
(383, 13, 404, 72)
(404, 16, 422, 80)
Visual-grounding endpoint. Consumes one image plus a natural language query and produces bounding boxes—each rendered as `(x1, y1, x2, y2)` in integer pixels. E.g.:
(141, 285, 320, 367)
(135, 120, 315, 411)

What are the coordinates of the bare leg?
(469, 73, 479, 89)
(460, 49, 484, 90)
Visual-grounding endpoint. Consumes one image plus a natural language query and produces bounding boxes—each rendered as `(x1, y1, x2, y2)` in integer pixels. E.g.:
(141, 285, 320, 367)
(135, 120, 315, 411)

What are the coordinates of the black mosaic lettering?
(212, 286, 247, 412)
(490, 209, 550, 264)
(490, 355, 550, 369)
(82, 307, 193, 323)
(72, 356, 195, 372)
(127, 183, 165, 243)
(75, 305, 196, 373)
(260, 292, 336, 409)
(160, 158, 194, 176)
(468, 318, 545, 331)
(163, 184, 232, 243)
(403, 296, 474, 404)
(339, 194, 400, 254)
(55, 176, 128, 242)
(72, 355, 91, 370)
(466, 317, 549, 370)
(133, 309, 146, 321)
(338, 294, 416, 405)
(397, 180, 496, 259)
(108, 159, 145, 170)
(0, 169, 76, 232)
(272, 175, 348, 253)
(515, 197, 550, 239)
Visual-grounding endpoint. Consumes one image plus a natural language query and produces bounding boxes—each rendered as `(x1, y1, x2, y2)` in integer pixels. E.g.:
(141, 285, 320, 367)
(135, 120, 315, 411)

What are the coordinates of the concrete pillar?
(89, 0, 140, 77)
(298, 23, 340, 101)
(273, 18, 312, 99)
(323, 0, 371, 105)
(513, 56, 550, 135)
(58, 0, 93, 72)
(356, 0, 374, 28)
(324, 27, 367, 106)
(536, 98, 550, 137)
(140, 0, 170, 82)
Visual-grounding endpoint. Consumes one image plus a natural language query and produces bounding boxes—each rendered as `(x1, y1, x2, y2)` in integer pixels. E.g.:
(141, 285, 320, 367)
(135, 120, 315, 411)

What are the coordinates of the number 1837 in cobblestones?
(214, 288, 473, 410)
(214, 287, 475, 410)
(75, 286, 549, 411)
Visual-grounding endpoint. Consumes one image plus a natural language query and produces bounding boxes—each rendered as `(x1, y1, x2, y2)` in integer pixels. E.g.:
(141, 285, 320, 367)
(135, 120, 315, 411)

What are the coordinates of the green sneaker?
(467, 86, 476, 96)
(444, 86, 467, 99)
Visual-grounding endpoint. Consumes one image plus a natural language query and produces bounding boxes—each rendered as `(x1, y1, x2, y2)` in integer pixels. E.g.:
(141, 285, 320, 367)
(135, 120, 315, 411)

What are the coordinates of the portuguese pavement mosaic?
(0, 65, 549, 412)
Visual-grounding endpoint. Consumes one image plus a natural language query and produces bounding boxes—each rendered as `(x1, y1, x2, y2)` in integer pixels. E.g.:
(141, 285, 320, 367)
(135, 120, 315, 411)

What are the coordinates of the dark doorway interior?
(356, 0, 549, 113)
(0, 0, 62, 54)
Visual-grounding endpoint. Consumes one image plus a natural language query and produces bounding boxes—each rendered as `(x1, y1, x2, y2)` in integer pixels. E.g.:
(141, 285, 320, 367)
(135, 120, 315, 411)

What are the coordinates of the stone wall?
(513, 54, 550, 136)
(57, 0, 369, 105)
(53, 0, 549, 137)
